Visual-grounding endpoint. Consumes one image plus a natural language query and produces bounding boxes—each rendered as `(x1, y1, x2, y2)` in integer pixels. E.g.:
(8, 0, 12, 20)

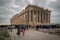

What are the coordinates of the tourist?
(19, 24, 26, 36)
(8, 25, 13, 32)
(16, 25, 20, 35)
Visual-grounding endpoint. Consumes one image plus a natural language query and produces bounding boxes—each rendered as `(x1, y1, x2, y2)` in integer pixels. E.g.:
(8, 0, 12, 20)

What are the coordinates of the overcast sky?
(0, 0, 60, 25)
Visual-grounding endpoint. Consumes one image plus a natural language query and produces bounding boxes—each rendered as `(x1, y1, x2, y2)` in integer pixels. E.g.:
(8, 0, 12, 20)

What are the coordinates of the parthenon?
(11, 5, 51, 26)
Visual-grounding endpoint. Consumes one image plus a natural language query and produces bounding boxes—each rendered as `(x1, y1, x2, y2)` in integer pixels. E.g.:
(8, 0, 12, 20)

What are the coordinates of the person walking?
(19, 24, 26, 36)
(16, 25, 20, 35)
(8, 25, 13, 32)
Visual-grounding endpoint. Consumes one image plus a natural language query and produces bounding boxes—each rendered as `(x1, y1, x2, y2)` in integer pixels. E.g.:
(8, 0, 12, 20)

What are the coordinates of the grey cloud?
(0, 8, 14, 24)
(48, 0, 60, 11)
(33, 0, 46, 7)
(0, 0, 13, 7)
(15, 0, 28, 7)
(0, 17, 6, 23)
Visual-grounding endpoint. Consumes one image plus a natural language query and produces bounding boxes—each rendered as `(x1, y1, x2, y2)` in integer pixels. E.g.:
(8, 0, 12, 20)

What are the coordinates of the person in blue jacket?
(19, 24, 26, 36)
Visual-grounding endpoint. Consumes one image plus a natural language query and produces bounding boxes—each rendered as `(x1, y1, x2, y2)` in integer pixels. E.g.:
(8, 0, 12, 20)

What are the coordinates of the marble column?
(25, 12, 28, 23)
(32, 11, 34, 22)
(31, 10, 33, 22)
(41, 12, 43, 23)
(27, 11, 29, 22)
(48, 14, 50, 23)
(33, 11, 35, 22)
(34, 11, 36, 22)
(44, 13, 45, 23)
(35, 11, 37, 22)
(37, 12, 39, 22)
(42, 12, 45, 23)
(42, 13, 43, 23)
(29, 10, 31, 22)
(46, 14, 49, 23)
(45, 13, 48, 23)
(49, 14, 50, 23)
(39, 12, 41, 23)
(45, 13, 46, 23)
(38, 12, 39, 22)
(41, 12, 42, 23)
(36, 11, 38, 22)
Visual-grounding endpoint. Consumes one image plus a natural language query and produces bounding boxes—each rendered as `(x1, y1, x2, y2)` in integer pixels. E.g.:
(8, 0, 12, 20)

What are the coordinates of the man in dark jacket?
(19, 25, 26, 36)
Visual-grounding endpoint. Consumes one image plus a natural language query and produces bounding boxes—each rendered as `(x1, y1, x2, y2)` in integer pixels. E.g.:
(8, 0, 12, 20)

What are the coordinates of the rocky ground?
(0, 27, 11, 40)
(39, 28, 60, 35)
(0, 27, 60, 40)
(8, 28, 60, 40)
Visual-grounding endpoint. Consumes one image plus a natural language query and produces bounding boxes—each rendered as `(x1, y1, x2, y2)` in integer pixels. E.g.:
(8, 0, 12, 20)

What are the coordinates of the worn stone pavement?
(8, 29, 60, 40)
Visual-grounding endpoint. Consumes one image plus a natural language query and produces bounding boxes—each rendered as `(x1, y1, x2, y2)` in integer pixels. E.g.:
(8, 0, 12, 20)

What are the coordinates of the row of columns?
(26, 10, 50, 23)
